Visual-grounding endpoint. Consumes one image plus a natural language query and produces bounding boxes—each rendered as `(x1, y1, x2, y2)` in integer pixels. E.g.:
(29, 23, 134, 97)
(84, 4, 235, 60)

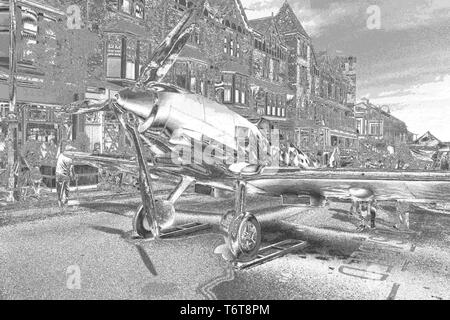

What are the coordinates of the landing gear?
(133, 200, 176, 239)
(220, 181, 262, 263)
(132, 175, 195, 239)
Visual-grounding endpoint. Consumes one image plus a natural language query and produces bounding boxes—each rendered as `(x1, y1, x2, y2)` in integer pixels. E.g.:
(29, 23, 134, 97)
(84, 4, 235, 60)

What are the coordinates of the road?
(0, 192, 449, 300)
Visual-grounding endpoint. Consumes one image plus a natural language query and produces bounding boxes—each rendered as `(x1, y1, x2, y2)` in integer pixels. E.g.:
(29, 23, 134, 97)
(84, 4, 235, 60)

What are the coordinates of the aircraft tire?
(133, 200, 177, 239)
(133, 205, 154, 239)
(228, 212, 262, 263)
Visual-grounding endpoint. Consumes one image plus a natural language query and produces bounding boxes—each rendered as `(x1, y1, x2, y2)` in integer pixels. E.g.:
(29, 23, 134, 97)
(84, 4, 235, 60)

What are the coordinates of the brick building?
(1, 0, 361, 168)
(248, 15, 293, 143)
(354, 99, 409, 146)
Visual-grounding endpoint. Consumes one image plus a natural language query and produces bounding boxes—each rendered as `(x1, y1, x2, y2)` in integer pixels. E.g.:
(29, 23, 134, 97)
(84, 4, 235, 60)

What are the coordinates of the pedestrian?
(431, 151, 439, 169)
(56, 143, 76, 207)
(440, 153, 449, 171)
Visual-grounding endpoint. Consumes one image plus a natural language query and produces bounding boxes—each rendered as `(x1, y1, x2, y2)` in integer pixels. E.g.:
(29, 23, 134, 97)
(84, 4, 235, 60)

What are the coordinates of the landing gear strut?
(132, 176, 195, 239)
(220, 181, 262, 263)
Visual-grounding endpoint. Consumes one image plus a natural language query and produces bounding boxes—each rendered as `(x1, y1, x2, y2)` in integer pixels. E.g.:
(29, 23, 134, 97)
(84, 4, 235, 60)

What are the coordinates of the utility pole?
(6, 0, 19, 202)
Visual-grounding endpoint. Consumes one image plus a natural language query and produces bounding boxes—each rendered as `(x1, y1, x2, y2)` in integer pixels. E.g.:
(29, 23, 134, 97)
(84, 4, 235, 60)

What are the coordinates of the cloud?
(370, 75, 450, 139)
(293, 1, 361, 36)
(371, 75, 450, 105)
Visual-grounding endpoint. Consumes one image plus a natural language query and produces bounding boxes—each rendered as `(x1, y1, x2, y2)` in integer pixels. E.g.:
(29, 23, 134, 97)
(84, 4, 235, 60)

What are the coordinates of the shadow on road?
(261, 220, 361, 261)
(81, 202, 136, 217)
(90, 225, 158, 276)
(136, 245, 158, 276)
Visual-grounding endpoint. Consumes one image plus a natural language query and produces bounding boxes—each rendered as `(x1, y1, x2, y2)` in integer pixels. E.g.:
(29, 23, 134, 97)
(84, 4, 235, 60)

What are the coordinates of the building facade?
(1, 0, 363, 169)
(354, 99, 409, 146)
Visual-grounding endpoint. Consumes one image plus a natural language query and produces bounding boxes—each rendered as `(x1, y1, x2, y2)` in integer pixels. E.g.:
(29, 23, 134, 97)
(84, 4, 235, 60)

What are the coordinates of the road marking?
(387, 283, 400, 300)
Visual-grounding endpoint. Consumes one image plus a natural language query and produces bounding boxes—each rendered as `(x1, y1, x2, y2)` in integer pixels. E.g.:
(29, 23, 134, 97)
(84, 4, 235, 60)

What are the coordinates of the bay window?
(107, 35, 150, 81)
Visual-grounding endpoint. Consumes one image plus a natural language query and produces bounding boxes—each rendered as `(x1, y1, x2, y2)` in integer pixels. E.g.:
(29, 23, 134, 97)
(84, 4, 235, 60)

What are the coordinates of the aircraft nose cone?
(116, 88, 157, 119)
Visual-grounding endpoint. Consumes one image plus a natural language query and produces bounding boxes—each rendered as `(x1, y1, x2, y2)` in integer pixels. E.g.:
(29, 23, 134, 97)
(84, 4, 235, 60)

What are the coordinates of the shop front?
(0, 81, 99, 188)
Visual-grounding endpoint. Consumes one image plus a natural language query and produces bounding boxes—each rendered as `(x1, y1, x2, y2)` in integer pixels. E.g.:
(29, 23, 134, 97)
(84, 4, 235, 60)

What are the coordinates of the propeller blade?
(61, 98, 112, 115)
(136, 0, 207, 87)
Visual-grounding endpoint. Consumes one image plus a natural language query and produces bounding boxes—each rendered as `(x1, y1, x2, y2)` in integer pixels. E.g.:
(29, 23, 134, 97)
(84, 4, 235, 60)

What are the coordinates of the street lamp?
(6, 0, 19, 202)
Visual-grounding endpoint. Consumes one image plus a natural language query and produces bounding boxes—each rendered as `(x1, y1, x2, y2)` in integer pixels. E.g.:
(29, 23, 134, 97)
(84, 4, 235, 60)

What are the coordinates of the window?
(200, 80, 206, 96)
(224, 37, 228, 54)
(235, 75, 248, 105)
(174, 62, 188, 89)
(126, 38, 137, 80)
(106, 35, 123, 78)
(234, 77, 240, 103)
(120, 0, 132, 14)
(223, 74, 233, 103)
(20, 6, 38, 62)
(190, 76, 196, 93)
(191, 28, 201, 45)
(369, 122, 381, 136)
(230, 38, 234, 57)
(135, 0, 144, 19)
(119, 0, 145, 18)
(137, 41, 151, 76)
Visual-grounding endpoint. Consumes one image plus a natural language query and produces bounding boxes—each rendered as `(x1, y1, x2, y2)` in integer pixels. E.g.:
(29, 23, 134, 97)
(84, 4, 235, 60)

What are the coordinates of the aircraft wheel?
(133, 200, 176, 239)
(228, 212, 262, 263)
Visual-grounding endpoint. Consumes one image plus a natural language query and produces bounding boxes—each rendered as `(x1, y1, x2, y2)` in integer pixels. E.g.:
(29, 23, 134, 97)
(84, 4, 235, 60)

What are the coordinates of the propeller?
(61, 98, 113, 115)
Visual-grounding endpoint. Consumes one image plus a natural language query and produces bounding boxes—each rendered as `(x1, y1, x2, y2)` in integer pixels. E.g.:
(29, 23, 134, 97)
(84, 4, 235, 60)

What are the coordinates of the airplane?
(61, 1, 450, 263)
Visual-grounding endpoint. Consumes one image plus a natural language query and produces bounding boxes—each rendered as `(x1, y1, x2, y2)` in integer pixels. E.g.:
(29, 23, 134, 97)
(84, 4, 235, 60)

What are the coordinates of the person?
(431, 151, 439, 169)
(30, 166, 43, 196)
(56, 144, 76, 207)
(440, 153, 449, 171)
(350, 199, 377, 231)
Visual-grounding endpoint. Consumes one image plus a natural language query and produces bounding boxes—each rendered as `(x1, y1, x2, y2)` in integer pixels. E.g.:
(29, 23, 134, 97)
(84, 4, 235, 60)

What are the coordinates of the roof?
(414, 132, 442, 147)
(274, 0, 310, 38)
(248, 17, 273, 34)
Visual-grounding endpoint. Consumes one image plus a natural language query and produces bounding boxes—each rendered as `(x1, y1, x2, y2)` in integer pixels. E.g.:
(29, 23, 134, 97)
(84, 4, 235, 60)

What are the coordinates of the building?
(247, 15, 293, 143)
(306, 52, 357, 157)
(1, 0, 361, 171)
(354, 99, 409, 146)
(269, 1, 357, 162)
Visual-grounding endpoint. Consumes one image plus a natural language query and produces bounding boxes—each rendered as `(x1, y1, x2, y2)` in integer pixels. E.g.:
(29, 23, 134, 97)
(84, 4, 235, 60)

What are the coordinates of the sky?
(242, 0, 450, 141)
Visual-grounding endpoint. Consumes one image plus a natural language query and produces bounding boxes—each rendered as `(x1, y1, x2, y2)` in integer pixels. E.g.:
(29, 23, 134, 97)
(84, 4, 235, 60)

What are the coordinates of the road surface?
(0, 192, 449, 300)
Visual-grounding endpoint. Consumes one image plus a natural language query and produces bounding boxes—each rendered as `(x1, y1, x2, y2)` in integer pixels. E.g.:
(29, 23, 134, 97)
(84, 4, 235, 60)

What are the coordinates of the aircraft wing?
(242, 168, 450, 204)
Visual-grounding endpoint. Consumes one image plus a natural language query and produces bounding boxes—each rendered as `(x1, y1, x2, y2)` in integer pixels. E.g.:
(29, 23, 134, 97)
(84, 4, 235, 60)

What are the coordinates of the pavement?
(0, 190, 449, 300)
